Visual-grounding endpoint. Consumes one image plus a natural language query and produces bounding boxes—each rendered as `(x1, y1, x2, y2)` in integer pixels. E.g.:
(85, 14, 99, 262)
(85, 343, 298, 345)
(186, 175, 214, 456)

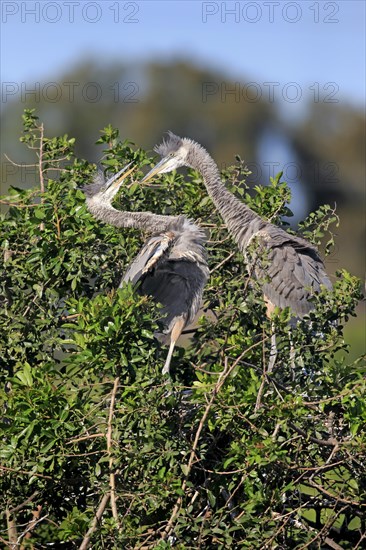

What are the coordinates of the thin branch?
(63, 450, 107, 457)
(19, 505, 45, 548)
(255, 327, 268, 412)
(200, 222, 227, 228)
(3, 153, 37, 168)
(79, 492, 110, 550)
(61, 313, 81, 321)
(210, 252, 235, 274)
(38, 123, 45, 195)
(207, 234, 231, 245)
(54, 210, 61, 239)
(297, 505, 347, 550)
(354, 533, 366, 549)
(303, 380, 366, 406)
(38, 123, 45, 231)
(161, 338, 266, 541)
(107, 377, 120, 527)
(0, 465, 52, 480)
(8, 491, 39, 514)
(288, 422, 339, 447)
(0, 536, 12, 548)
(0, 199, 38, 208)
(65, 433, 105, 445)
(23, 294, 38, 318)
(286, 458, 346, 472)
(308, 480, 364, 507)
(5, 508, 17, 549)
(271, 509, 346, 550)
(79, 493, 110, 550)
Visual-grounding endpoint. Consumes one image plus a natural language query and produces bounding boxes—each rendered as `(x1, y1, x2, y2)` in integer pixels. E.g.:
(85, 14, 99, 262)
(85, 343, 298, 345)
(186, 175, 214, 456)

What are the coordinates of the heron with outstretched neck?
(81, 162, 209, 375)
(140, 132, 332, 371)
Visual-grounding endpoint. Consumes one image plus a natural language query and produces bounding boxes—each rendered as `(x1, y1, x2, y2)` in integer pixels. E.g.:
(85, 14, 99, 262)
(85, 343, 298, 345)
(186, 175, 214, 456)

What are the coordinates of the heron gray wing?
(140, 262, 201, 330)
(122, 233, 208, 332)
(121, 232, 176, 286)
(258, 243, 332, 316)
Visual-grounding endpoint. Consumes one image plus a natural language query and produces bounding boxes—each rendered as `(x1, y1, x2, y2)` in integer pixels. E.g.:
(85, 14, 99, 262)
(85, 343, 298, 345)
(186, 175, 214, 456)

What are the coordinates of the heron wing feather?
(121, 230, 208, 331)
(257, 240, 331, 317)
(121, 233, 176, 286)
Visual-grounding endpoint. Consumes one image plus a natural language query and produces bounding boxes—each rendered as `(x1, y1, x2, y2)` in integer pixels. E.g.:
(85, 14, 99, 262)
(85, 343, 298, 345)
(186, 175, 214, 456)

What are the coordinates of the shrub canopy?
(0, 111, 364, 549)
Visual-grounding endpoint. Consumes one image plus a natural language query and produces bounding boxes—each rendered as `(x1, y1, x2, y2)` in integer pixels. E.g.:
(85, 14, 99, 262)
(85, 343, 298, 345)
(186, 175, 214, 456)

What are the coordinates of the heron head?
(80, 162, 135, 202)
(140, 131, 191, 183)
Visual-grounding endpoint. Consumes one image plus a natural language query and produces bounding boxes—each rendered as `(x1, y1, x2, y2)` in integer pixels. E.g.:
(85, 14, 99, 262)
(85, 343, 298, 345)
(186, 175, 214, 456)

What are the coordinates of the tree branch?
(79, 493, 110, 550)
(38, 123, 45, 231)
(107, 377, 120, 527)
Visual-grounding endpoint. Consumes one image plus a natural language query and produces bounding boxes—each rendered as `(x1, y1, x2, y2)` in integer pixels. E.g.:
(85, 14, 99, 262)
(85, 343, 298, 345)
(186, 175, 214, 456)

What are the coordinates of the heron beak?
(140, 157, 171, 183)
(105, 162, 136, 190)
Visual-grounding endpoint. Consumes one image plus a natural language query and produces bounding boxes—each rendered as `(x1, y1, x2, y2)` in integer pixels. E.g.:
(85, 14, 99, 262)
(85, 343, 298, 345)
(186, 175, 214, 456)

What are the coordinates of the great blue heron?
(81, 162, 209, 375)
(141, 132, 332, 371)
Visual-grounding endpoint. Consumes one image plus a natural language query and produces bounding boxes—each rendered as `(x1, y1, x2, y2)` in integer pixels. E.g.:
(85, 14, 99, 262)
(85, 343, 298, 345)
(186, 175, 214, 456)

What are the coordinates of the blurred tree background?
(1, 60, 364, 355)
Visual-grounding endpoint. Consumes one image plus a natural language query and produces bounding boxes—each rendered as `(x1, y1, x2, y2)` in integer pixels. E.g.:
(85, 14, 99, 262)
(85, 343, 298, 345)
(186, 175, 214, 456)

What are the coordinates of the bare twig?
(161, 338, 266, 541)
(79, 493, 110, 550)
(0, 199, 38, 208)
(6, 508, 17, 549)
(288, 422, 339, 448)
(38, 125, 45, 195)
(271, 509, 345, 550)
(4, 153, 37, 168)
(23, 294, 38, 317)
(38, 123, 45, 231)
(55, 210, 61, 239)
(61, 313, 82, 321)
(200, 222, 227, 228)
(0, 465, 52, 480)
(308, 480, 364, 507)
(8, 491, 39, 514)
(297, 505, 347, 550)
(21, 505, 44, 548)
(65, 433, 105, 445)
(107, 377, 120, 526)
(210, 252, 235, 274)
(286, 458, 346, 472)
(255, 328, 268, 412)
(63, 450, 107, 458)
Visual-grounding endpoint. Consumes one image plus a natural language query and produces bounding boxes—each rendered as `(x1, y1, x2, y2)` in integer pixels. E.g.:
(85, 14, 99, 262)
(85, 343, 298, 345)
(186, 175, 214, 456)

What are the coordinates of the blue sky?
(1, 0, 365, 111)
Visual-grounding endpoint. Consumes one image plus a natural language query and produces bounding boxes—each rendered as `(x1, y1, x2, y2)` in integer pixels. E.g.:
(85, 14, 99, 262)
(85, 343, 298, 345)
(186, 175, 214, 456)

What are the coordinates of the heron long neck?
(86, 198, 179, 233)
(188, 143, 264, 249)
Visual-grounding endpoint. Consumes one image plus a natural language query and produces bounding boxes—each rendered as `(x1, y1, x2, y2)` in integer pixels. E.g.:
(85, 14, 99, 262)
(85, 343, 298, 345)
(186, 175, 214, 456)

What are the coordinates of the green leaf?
(15, 362, 33, 386)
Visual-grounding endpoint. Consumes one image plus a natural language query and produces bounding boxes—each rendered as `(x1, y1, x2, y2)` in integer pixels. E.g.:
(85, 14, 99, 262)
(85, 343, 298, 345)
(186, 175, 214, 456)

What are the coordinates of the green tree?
(0, 111, 364, 549)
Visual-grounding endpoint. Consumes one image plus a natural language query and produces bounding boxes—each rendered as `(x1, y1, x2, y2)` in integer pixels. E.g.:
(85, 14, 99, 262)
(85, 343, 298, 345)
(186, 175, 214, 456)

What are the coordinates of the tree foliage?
(0, 111, 365, 549)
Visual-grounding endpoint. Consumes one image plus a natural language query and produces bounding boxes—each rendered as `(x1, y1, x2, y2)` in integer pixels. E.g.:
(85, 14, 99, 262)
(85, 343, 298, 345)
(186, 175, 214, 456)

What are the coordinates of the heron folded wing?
(260, 244, 331, 317)
(142, 233, 175, 273)
(121, 232, 176, 286)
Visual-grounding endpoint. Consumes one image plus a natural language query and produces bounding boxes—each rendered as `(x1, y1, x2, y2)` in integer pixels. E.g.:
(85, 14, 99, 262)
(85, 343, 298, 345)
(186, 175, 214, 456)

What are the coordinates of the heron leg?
(162, 316, 186, 376)
(267, 323, 277, 374)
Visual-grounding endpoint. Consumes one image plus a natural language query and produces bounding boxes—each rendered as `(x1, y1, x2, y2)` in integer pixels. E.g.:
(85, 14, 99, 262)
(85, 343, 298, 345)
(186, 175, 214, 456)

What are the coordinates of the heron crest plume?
(154, 131, 200, 165)
(154, 132, 221, 180)
(154, 131, 184, 157)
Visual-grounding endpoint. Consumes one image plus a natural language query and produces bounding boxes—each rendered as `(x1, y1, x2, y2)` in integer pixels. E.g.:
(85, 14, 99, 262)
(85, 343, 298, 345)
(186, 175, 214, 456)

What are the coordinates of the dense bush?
(0, 111, 364, 549)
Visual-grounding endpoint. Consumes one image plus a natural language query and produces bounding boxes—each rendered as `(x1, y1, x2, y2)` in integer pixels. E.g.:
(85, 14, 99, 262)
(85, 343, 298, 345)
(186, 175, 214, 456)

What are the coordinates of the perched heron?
(141, 133, 332, 370)
(81, 162, 209, 375)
